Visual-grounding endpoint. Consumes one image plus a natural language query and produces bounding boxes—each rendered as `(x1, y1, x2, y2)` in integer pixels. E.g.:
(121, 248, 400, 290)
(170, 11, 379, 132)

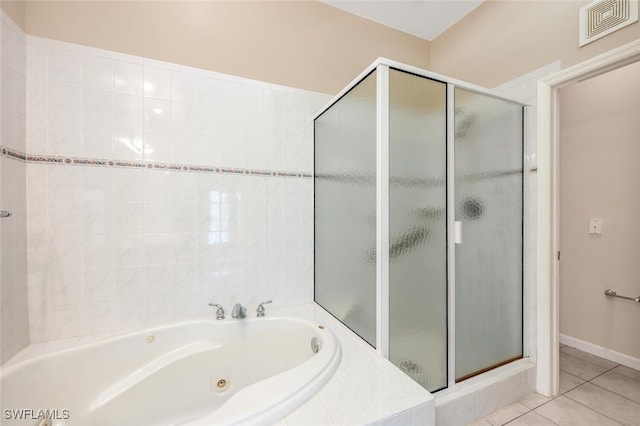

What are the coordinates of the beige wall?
(559, 61, 640, 359)
(8, 1, 640, 93)
(430, 0, 640, 88)
(0, 0, 24, 30)
(14, 1, 430, 94)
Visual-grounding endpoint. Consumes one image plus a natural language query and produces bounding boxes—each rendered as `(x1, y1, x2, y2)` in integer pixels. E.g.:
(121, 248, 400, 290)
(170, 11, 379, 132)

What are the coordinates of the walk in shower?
(314, 59, 524, 392)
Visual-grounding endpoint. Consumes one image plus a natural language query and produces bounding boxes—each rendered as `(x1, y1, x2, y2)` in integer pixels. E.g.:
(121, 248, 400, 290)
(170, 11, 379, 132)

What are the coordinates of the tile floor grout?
(475, 346, 640, 426)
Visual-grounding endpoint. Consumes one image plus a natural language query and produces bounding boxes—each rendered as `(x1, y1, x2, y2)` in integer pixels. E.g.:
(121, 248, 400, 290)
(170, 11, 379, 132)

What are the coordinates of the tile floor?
(471, 346, 640, 426)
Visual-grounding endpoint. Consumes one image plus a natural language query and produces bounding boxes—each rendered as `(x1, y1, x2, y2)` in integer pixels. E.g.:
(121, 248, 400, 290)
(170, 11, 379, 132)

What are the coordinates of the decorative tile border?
(3, 147, 27, 161)
(1, 146, 312, 179)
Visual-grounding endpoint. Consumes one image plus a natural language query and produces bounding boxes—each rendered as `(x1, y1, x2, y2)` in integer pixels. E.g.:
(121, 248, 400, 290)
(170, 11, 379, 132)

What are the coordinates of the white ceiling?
(320, 0, 484, 41)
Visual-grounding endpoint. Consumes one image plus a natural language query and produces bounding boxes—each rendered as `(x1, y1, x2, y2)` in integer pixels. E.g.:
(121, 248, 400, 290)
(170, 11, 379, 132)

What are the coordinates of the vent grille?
(579, 0, 639, 46)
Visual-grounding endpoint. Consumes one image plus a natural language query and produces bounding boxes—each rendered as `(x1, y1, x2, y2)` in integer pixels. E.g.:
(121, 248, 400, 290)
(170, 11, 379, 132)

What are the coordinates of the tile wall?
(2, 26, 331, 342)
(1, 11, 29, 362)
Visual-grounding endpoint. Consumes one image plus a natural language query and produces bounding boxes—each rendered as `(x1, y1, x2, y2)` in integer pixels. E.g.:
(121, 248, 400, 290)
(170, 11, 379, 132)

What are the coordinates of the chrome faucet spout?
(231, 303, 246, 319)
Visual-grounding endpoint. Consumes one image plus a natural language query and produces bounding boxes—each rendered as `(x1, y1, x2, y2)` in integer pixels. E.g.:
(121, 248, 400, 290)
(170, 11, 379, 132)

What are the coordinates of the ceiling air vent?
(579, 0, 639, 46)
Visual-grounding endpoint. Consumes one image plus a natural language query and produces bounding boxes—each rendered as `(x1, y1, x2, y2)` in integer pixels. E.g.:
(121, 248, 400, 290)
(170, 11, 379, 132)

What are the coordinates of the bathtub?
(0, 317, 341, 426)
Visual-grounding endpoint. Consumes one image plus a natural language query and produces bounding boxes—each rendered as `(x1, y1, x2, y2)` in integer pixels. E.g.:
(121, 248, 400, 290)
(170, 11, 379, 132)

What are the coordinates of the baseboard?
(560, 334, 640, 371)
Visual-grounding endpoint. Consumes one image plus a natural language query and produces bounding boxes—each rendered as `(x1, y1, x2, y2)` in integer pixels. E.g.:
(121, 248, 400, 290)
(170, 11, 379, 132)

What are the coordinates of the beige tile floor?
(471, 346, 640, 426)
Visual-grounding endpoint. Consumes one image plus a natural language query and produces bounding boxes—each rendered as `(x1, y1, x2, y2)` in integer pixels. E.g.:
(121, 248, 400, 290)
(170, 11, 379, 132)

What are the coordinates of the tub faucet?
(256, 300, 272, 317)
(231, 303, 246, 319)
(208, 303, 225, 320)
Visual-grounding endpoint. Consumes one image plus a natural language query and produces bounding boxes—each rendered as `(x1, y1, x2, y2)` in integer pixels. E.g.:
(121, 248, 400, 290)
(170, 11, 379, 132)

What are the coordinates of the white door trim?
(536, 39, 640, 396)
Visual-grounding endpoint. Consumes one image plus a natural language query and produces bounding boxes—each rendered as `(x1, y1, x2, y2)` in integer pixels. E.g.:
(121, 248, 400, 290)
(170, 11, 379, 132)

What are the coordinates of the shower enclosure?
(314, 59, 524, 392)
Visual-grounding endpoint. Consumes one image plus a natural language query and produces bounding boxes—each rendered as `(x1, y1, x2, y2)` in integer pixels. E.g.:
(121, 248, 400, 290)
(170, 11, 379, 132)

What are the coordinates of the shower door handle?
(454, 221, 462, 244)
(0, 210, 11, 218)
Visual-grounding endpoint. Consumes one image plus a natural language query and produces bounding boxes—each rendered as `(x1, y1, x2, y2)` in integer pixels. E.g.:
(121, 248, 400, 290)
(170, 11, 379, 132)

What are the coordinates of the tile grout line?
(560, 349, 617, 371)
(496, 349, 639, 426)
(560, 358, 636, 426)
(586, 373, 640, 407)
(561, 389, 626, 426)
(607, 366, 640, 384)
(501, 402, 560, 426)
(558, 368, 585, 393)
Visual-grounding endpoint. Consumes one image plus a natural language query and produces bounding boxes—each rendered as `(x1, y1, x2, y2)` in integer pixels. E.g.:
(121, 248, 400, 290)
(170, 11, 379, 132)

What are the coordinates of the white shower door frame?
(373, 59, 529, 389)
(314, 57, 530, 390)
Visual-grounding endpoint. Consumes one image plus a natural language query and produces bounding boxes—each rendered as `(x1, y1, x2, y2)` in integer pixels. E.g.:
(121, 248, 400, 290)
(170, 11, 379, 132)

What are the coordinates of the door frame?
(536, 39, 640, 396)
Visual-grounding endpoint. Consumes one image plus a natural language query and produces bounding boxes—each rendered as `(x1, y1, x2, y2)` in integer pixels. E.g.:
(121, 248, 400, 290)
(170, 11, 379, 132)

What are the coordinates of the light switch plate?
(589, 218, 602, 235)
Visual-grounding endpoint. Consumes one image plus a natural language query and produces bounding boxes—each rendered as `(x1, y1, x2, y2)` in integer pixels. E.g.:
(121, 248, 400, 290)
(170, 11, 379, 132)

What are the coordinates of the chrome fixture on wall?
(0, 210, 11, 218)
(604, 289, 640, 303)
(256, 300, 273, 317)
(208, 303, 225, 320)
(231, 303, 247, 319)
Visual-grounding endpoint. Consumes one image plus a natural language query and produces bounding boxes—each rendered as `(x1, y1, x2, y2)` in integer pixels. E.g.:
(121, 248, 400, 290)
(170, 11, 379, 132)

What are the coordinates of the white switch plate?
(589, 218, 602, 235)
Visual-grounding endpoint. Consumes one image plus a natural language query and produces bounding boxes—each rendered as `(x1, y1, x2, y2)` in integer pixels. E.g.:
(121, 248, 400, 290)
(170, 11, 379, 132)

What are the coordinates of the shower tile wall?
(20, 35, 330, 341)
(1, 12, 29, 362)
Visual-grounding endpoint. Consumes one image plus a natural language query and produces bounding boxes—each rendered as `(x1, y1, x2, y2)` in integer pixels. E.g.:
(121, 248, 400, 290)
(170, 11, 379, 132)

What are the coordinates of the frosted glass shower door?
(314, 71, 377, 347)
(454, 88, 524, 381)
(388, 69, 447, 391)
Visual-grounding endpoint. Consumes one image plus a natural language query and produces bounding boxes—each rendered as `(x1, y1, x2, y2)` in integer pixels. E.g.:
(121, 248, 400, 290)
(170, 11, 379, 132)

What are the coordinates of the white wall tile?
(83, 88, 113, 125)
(26, 164, 47, 200)
(112, 201, 144, 234)
(143, 170, 171, 202)
(84, 235, 116, 269)
(48, 199, 83, 234)
(82, 54, 113, 91)
(48, 119, 82, 156)
(83, 167, 113, 200)
(114, 233, 146, 267)
(170, 132, 196, 165)
(143, 233, 173, 265)
(83, 300, 115, 335)
(115, 266, 146, 299)
(112, 168, 144, 201)
(48, 49, 82, 87)
(144, 65, 171, 100)
(27, 199, 48, 236)
(114, 61, 143, 96)
(196, 104, 220, 137)
(26, 76, 48, 151)
(170, 101, 196, 133)
(167, 172, 197, 203)
(113, 93, 143, 127)
(83, 122, 114, 158)
(47, 166, 84, 200)
(241, 85, 264, 115)
(170, 71, 198, 104)
(48, 83, 82, 123)
(113, 126, 144, 161)
(144, 130, 172, 163)
(23, 34, 330, 343)
(83, 201, 115, 235)
(144, 98, 170, 132)
(198, 77, 221, 108)
(48, 235, 84, 272)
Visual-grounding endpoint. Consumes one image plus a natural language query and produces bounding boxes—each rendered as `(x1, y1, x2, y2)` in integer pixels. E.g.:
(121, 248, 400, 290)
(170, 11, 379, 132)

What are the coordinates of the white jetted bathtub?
(1, 317, 341, 425)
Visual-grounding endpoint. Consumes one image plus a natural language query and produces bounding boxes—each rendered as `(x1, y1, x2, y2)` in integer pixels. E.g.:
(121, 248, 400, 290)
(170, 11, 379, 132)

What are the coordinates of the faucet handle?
(256, 300, 273, 317)
(208, 303, 225, 320)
